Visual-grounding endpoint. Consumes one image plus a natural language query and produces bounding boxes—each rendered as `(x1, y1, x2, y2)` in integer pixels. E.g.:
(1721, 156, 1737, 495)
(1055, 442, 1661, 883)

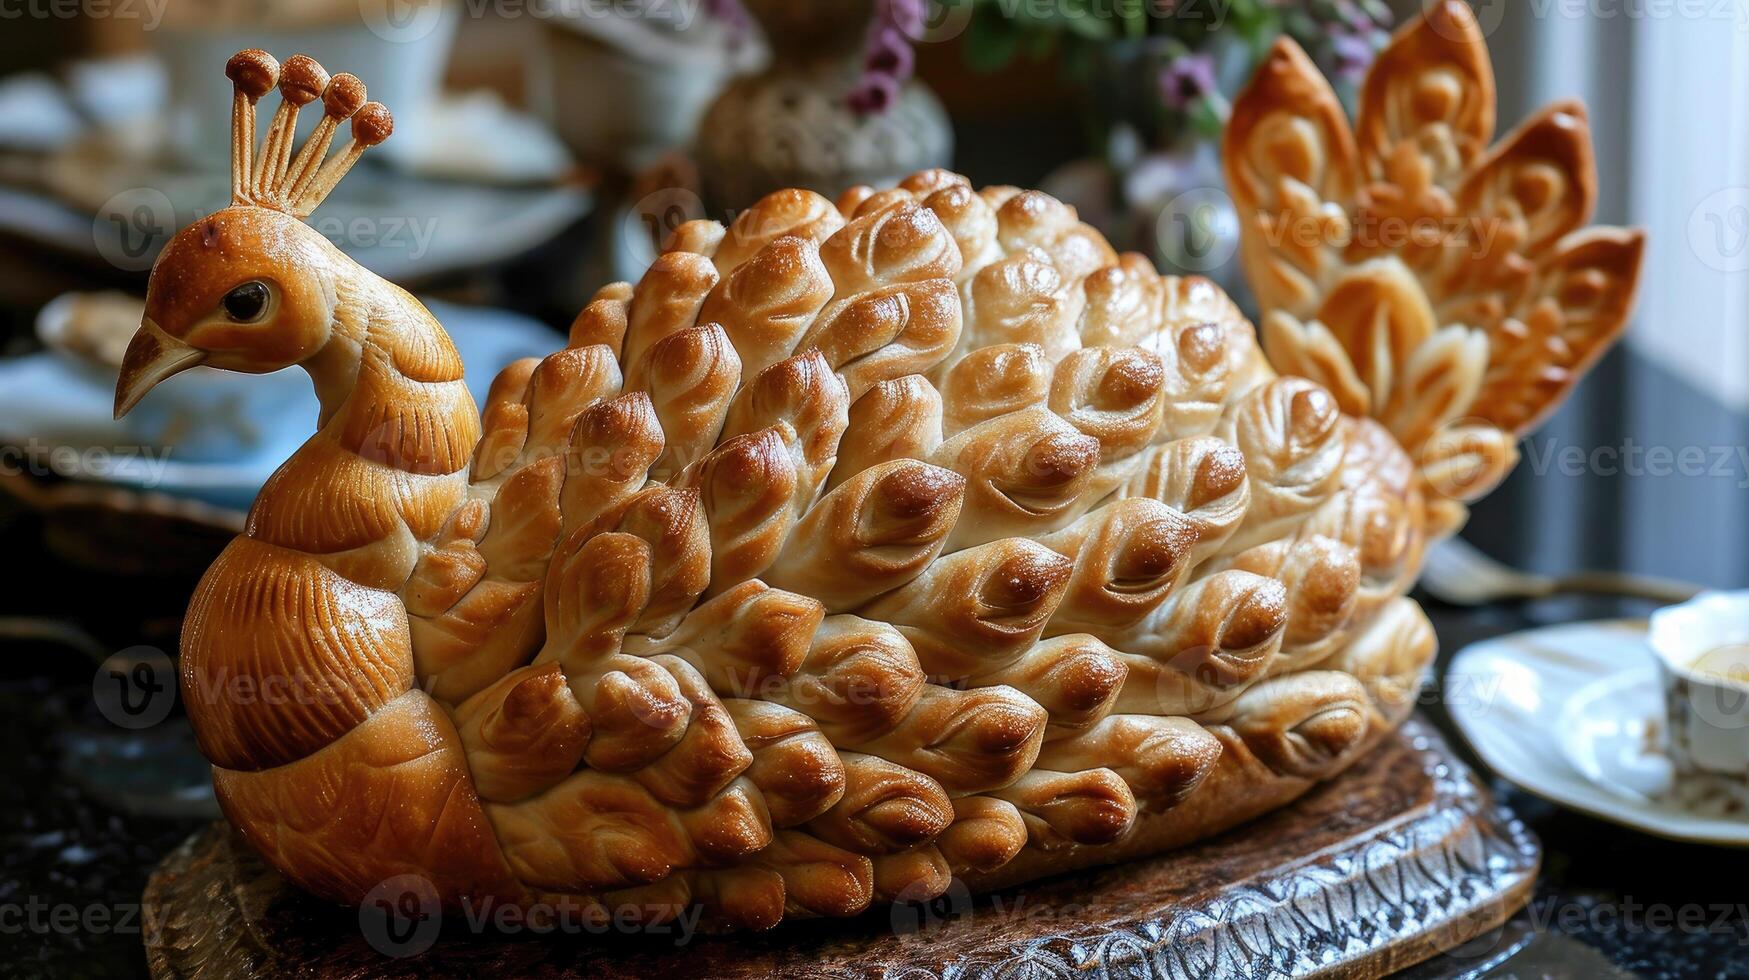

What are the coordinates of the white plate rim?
(1448, 619, 1749, 847)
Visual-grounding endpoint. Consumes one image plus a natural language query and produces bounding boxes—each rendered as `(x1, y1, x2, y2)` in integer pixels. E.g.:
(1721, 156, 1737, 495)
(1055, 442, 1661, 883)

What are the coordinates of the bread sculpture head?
(118, 3, 1639, 932)
(115, 50, 391, 417)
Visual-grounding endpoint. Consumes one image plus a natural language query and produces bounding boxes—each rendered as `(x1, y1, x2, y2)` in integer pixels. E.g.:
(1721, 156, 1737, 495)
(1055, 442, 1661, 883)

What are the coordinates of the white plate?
(1448, 619, 1749, 846)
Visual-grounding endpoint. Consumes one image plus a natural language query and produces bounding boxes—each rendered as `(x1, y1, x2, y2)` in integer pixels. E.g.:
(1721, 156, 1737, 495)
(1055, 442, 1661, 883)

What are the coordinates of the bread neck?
(297, 271, 481, 478)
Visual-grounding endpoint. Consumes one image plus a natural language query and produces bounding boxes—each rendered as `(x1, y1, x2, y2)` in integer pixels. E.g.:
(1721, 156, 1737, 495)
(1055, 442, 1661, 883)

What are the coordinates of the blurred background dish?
(0, 55, 589, 287)
(2, 164, 591, 287)
(5, 293, 562, 511)
(32, 289, 307, 464)
(1647, 591, 1749, 786)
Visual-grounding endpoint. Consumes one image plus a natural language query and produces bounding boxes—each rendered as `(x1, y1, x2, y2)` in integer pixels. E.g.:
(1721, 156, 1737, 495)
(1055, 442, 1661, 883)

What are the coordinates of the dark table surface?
(1, 497, 1744, 979)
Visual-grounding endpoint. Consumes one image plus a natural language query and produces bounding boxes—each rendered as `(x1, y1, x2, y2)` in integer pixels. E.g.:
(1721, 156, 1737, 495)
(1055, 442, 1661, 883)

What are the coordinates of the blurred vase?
(695, 0, 952, 211)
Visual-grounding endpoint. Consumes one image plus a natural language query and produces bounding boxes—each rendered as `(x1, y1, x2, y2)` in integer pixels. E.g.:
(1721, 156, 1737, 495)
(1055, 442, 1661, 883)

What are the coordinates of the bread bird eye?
(222, 281, 270, 322)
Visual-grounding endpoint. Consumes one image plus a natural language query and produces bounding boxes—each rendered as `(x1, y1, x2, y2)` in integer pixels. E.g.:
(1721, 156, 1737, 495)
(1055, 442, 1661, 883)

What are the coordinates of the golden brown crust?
(182, 536, 413, 771)
(453, 663, 591, 803)
(725, 698, 846, 827)
(939, 343, 1051, 434)
(827, 377, 942, 488)
(698, 235, 833, 378)
(676, 428, 800, 592)
(567, 285, 632, 354)
(715, 189, 845, 276)
(720, 349, 850, 512)
(800, 278, 963, 399)
(964, 597, 1433, 892)
(968, 635, 1128, 741)
(850, 684, 1047, 794)
(215, 690, 523, 907)
(627, 322, 742, 483)
(931, 407, 1103, 549)
(766, 459, 963, 611)
(862, 538, 1073, 681)
(621, 251, 720, 371)
(766, 616, 925, 746)
(622, 582, 822, 699)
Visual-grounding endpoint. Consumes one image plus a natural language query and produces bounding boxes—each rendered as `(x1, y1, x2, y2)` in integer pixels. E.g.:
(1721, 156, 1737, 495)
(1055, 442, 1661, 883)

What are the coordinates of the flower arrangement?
(711, 1, 1389, 126)
(961, 0, 1392, 139)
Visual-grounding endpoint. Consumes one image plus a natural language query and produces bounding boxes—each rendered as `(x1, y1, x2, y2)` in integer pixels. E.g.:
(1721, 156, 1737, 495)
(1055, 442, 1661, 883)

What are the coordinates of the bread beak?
(114, 317, 205, 419)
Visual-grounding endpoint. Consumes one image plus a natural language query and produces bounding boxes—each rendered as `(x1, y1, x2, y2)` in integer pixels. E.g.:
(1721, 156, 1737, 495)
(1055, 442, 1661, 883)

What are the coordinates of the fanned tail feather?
(1224, 0, 1643, 538)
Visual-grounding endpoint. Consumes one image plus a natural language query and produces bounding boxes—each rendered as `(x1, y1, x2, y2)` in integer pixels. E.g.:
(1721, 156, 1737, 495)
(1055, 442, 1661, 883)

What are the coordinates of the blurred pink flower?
(848, 73, 901, 115)
(867, 27, 916, 79)
(1158, 53, 1217, 112)
(1330, 30, 1376, 81)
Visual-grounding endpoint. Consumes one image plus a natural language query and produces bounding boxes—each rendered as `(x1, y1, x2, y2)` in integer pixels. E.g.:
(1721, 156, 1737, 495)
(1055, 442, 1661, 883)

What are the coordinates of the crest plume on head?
(224, 49, 393, 218)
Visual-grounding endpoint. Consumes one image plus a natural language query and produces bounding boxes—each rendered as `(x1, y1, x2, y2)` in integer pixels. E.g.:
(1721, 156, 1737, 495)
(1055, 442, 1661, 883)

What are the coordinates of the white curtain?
(1435, 1, 1749, 587)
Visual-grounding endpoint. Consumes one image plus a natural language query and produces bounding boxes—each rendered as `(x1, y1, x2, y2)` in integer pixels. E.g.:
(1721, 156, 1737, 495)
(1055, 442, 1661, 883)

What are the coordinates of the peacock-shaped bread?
(116, 3, 1638, 932)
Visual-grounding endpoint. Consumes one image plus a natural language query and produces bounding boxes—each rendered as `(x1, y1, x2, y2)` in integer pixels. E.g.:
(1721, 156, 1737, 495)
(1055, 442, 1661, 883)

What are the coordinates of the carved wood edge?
(141, 717, 1539, 979)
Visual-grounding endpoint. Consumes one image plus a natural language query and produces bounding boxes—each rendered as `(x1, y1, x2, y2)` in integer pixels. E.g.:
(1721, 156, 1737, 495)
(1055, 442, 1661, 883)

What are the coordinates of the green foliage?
(956, 0, 1389, 147)
(959, 0, 1389, 76)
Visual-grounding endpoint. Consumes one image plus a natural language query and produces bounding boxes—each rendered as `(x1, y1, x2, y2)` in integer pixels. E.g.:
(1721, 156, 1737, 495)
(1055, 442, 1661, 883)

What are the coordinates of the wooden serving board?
(141, 717, 1538, 979)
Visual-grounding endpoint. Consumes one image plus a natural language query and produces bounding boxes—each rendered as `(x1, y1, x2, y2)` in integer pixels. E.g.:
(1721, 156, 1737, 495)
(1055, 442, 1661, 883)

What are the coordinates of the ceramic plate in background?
(1447, 620, 1749, 847)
